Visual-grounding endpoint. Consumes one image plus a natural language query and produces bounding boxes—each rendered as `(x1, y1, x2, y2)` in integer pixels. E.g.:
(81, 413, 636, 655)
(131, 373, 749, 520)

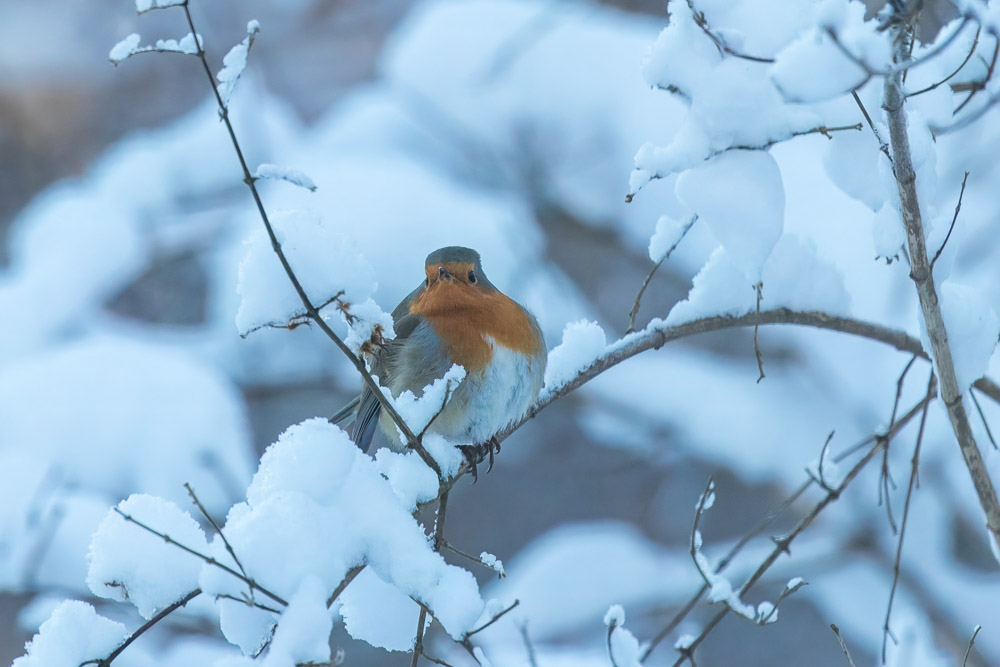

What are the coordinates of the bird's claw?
(459, 437, 501, 483)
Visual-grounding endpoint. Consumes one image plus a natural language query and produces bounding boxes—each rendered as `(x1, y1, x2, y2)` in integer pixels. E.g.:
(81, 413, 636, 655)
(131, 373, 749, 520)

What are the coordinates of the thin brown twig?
(831, 624, 859, 667)
(930, 171, 969, 270)
(954, 36, 1000, 115)
(466, 599, 521, 637)
(964, 625, 983, 667)
(882, 371, 935, 663)
(184, 483, 252, 601)
(519, 623, 539, 667)
(906, 27, 981, 97)
(411, 491, 450, 667)
(627, 215, 697, 333)
(852, 90, 893, 163)
(969, 388, 998, 450)
(686, 0, 774, 63)
(79, 589, 202, 667)
(114, 508, 287, 607)
(326, 565, 364, 607)
(754, 282, 765, 383)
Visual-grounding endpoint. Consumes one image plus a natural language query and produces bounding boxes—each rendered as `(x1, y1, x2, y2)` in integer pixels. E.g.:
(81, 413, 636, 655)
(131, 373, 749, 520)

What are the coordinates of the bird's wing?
(351, 287, 423, 452)
(329, 394, 360, 425)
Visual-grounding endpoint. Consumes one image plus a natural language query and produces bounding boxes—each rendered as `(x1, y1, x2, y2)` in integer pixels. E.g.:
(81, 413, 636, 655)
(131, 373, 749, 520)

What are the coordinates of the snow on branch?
(218, 20, 261, 107)
(689, 478, 800, 625)
(253, 163, 318, 191)
(108, 32, 202, 65)
(604, 604, 644, 667)
(135, 0, 185, 14)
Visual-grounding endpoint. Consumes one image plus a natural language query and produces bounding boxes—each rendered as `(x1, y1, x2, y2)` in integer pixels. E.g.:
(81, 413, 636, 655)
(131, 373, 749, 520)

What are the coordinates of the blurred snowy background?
(3, 0, 1000, 665)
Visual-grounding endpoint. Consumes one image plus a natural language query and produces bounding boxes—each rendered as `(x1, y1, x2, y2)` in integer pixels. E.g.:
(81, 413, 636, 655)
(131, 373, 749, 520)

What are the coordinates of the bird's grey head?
(424, 246, 494, 289)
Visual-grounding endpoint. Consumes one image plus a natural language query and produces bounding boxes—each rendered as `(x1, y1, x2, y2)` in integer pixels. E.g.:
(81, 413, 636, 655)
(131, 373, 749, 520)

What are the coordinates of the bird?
(332, 246, 546, 473)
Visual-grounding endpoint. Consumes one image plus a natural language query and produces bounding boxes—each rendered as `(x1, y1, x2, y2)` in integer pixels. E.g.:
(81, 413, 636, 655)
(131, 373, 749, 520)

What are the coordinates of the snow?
(254, 163, 317, 191)
(872, 204, 906, 261)
(926, 282, 1000, 390)
(200, 418, 483, 649)
(338, 568, 421, 651)
(386, 363, 467, 439)
(665, 235, 851, 325)
(648, 214, 696, 263)
(218, 21, 260, 107)
(235, 209, 393, 352)
(12, 600, 126, 667)
(823, 124, 889, 212)
(675, 150, 785, 284)
(109, 33, 140, 64)
(260, 576, 333, 667)
(607, 625, 642, 667)
(374, 448, 441, 511)
(603, 603, 625, 627)
(479, 551, 506, 577)
(135, 0, 185, 13)
(87, 494, 209, 619)
(542, 320, 607, 397)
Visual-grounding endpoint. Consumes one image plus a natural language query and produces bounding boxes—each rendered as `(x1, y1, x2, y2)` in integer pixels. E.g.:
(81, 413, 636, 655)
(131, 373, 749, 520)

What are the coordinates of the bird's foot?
(459, 437, 502, 483)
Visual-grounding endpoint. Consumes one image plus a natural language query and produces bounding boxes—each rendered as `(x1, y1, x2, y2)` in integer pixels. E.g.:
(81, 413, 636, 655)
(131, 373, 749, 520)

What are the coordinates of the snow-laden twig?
(108, 32, 202, 65)
(411, 491, 450, 667)
(135, 0, 185, 14)
(627, 215, 698, 333)
(689, 478, 801, 626)
(662, 389, 936, 666)
(152, 1, 442, 477)
(217, 20, 260, 107)
(253, 163, 318, 192)
(884, 13, 1000, 548)
(183, 482, 253, 602)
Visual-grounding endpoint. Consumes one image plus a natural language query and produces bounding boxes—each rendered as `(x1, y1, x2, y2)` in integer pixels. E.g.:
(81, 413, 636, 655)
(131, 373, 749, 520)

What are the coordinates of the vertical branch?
(884, 16, 1000, 546)
(411, 491, 450, 667)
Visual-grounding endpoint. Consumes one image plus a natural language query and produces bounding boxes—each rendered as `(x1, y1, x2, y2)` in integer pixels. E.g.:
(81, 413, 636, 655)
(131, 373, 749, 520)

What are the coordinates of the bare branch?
(184, 482, 252, 602)
(519, 623, 539, 667)
(753, 282, 765, 383)
(686, 0, 774, 63)
(970, 388, 998, 450)
(326, 565, 364, 608)
(852, 90, 893, 164)
(411, 491, 450, 667)
(882, 371, 935, 662)
(830, 624, 859, 667)
(79, 589, 201, 667)
(930, 171, 969, 270)
(627, 215, 698, 333)
(906, 27, 981, 98)
(964, 625, 983, 667)
(885, 18, 1000, 547)
(465, 600, 521, 638)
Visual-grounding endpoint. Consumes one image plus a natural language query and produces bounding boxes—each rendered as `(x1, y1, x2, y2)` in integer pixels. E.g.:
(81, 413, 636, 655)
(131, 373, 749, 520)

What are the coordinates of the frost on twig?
(690, 478, 805, 625)
(108, 33, 203, 65)
(604, 604, 644, 667)
(135, 0, 185, 14)
(253, 163, 318, 192)
(218, 20, 261, 107)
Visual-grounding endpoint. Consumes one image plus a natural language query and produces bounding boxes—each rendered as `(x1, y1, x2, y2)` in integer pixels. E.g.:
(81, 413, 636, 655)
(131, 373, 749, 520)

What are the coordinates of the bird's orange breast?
(408, 283, 541, 373)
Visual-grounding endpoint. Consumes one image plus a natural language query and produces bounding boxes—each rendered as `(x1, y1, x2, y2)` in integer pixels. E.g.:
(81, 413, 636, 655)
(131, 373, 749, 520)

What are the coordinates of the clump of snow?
(12, 600, 126, 667)
(218, 21, 260, 107)
(135, 0, 185, 13)
(261, 576, 333, 666)
(648, 214, 696, 263)
(254, 163, 317, 191)
(338, 568, 421, 651)
(200, 418, 482, 652)
(235, 209, 393, 353)
(109, 34, 141, 64)
(154, 33, 201, 55)
(674, 634, 695, 650)
(675, 150, 785, 284)
(872, 204, 905, 261)
(374, 449, 440, 511)
(822, 123, 889, 211)
(923, 282, 1000, 390)
(479, 552, 505, 578)
(87, 494, 209, 619)
(665, 235, 850, 325)
(604, 604, 642, 667)
(542, 320, 607, 397)
(387, 364, 467, 440)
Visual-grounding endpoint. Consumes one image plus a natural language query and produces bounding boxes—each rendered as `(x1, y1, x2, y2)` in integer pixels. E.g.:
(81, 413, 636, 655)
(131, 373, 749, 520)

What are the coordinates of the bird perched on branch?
(332, 246, 546, 473)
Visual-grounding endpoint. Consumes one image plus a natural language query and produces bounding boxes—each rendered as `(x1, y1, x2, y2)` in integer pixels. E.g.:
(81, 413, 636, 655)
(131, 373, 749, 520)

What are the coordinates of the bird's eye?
(468, 271, 477, 284)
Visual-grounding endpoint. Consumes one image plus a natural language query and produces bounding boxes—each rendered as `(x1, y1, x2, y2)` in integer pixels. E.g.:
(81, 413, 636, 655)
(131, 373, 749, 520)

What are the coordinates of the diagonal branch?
(176, 2, 441, 478)
(884, 17, 1000, 546)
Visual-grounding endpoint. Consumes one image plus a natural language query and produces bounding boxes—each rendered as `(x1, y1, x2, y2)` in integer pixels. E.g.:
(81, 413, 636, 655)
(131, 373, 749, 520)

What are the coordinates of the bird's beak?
(437, 266, 454, 281)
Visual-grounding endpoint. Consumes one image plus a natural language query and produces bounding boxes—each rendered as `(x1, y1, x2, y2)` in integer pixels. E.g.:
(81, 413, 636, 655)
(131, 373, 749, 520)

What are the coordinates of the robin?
(332, 246, 546, 472)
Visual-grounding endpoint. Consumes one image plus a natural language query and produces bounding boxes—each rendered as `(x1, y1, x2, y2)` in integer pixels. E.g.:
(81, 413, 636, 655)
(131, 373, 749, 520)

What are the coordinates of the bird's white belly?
(432, 340, 541, 444)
